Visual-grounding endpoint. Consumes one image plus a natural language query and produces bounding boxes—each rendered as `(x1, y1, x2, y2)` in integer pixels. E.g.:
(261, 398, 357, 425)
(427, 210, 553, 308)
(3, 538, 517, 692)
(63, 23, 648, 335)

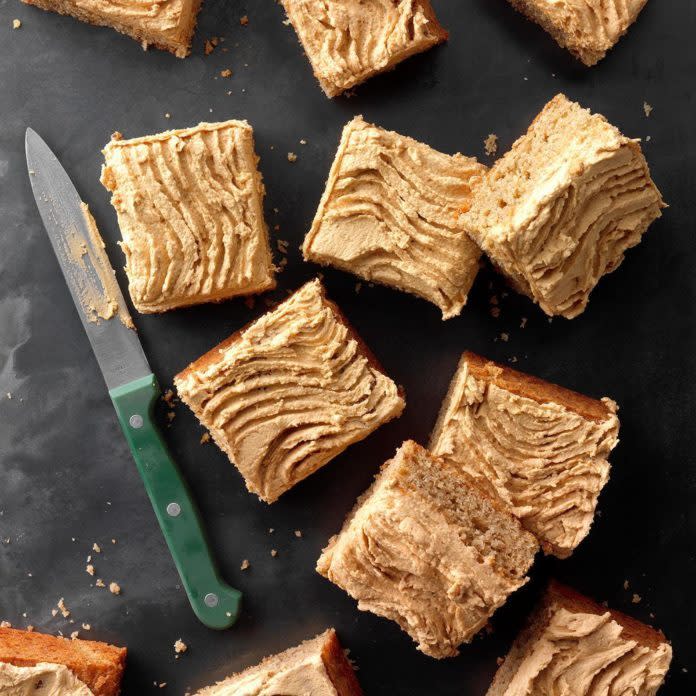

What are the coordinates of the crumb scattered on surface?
(277, 239, 289, 254)
(287, 152, 297, 162)
(632, 593, 642, 604)
(95, 579, 105, 588)
(70, 631, 79, 640)
(12, 19, 21, 29)
(294, 530, 302, 538)
(490, 306, 500, 318)
(200, 432, 211, 444)
(300, 139, 307, 145)
(220, 69, 232, 78)
(82, 623, 91, 631)
(484, 133, 498, 156)
(643, 101, 653, 117)
(623, 579, 630, 590)
(240, 559, 250, 571)
(268, 528, 274, 534)
(520, 317, 528, 329)
(164, 113, 171, 119)
(86, 564, 95, 576)
(240, 15, 249, 26)
(57, 598, 70, 618)
(162, 389, 176, 407)
(92, 543, 101, 553)
(174, 639, 188, 655)
(109, 582, 121, 595)
(270, 549, 278, 557)
(500, 332, 509, 342)
(1, 621, 11, 628)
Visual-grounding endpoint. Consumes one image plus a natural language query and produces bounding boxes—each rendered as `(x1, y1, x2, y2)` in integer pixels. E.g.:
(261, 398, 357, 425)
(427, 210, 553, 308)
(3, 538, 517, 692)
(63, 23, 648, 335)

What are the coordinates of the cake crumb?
(240, 15, 249, 26)
(200, 432, 211, 444)
(92, 543, 101, 553)
(484, 133, 498, 156)
(70, 631, 79, 640)
(82, 623, 91, 631)
(632, 593, 642, 604)
(95, 579, 105, 588)
(287, 152, 298, 163)
(12, 19, 22, 29)
(174, 639, 188, 655)
(164, 113, 171, 119)
(355, 282, 362, 294)
(300, 139, 307, 145)
(643, 101, 653, 117)
(57, 598, 70, 618)
(520, 317, 528, 329)
(111, 539, 117, 545)
(240, 559, 250, 571)
(109, 582, 121, 595)
(490, 306, 500, 318)
(623, 579, 630, 590)
(26, 625, 34, 632)
(0, 621, 11, 628)
(500, 332, 509, 342)
(270, 549, 278, 557)
(294, 530, 302, 538)
(86, 564, 95, 576)
(220, 69, 233, 78)
(268, 528, 274, 534)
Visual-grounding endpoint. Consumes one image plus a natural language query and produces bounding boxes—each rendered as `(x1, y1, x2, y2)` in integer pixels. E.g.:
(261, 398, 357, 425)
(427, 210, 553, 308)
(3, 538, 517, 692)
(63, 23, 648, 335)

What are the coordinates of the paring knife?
(25, 128, 241, 630)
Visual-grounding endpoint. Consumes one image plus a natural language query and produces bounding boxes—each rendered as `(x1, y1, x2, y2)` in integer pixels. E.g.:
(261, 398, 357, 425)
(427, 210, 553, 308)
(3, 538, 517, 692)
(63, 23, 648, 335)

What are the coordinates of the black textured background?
(0, 1, 694, 694)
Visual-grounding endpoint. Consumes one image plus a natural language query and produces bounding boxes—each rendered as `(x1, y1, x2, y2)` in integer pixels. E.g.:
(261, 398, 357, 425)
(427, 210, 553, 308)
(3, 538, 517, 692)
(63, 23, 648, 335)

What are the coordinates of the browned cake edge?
(487, 580, 670, 695)
(0, 627, 126, 696)
(320, 629, 364, 696)
(281, 0, 448, 98)
(21, 0, 203, 57)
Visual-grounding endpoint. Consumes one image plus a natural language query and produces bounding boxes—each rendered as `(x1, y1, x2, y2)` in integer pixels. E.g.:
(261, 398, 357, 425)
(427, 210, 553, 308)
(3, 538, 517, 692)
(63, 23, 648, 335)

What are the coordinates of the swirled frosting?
(498, 608, 672, 695)
(280, 0, 447, 97)
(175, 280, 404, 503)
(431, 354, 619, 558)
(508, 0, 648, 66)
(303, 116, 486, 319)
(318, 441, 538, 659)
(0, 662, 93, 695)
(22, 0, 200, 57)
(463, 94, 664, 318)
(101, 121, 275, 314)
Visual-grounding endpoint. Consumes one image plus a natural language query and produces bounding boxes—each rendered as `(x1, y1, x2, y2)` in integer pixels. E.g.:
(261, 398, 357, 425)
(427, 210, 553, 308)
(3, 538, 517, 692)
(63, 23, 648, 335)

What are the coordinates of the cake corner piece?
(303, 115, 486, 319)
(280, 0, 447, 98)
(430, 351, 619, 559)
(507, 0, 649, 66)
(0, 626, 126, 696)
(21, 0, 203, 58)
(174, 278, 404, 503)
(100, 119, 275, 314)
(486, 580, 672, 695)
(463, 93, 664, 319)
(317, 440, 538, 658)
(193, 627, 363, 695)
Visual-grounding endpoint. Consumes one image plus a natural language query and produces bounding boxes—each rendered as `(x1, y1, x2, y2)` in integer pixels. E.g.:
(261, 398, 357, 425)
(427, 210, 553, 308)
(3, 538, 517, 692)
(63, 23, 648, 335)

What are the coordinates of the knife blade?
(25, 128, 242, 630)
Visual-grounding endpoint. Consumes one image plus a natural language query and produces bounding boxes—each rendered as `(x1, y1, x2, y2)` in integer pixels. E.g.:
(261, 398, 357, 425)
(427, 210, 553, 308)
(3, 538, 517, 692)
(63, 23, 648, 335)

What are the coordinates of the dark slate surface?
(0, 1, 694, 693)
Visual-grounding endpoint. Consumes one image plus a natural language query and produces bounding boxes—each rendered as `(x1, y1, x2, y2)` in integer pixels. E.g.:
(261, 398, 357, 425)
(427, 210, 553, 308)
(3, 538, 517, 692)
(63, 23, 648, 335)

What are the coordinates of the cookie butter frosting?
(500, 608, 672, 695)
(101, 121, 275, 314)
(303, 117, 486, 319)
(175, 279, 404, 503)
(196, 655, 338, 696)
(0, 661, 93, 695)
(431, 358, 619, 558)
(463, 94, 664, 318)
(318, 442, 538, 659)
(508, 0, 648, 66)
(21, 0, 200, 57)
(280, 0, 447, 97)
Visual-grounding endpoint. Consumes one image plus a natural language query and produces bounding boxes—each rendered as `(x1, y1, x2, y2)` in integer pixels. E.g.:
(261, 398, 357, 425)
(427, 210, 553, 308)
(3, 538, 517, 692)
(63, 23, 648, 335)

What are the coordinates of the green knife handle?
(109, 374, 241, 629)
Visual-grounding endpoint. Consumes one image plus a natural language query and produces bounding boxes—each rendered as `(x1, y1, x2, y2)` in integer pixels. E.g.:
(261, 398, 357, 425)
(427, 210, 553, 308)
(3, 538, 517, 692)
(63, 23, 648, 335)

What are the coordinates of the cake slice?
(174, 279, 405, 503)
(100, 121, 275, 314)
(462, 94, 664, 319)
(194, 628, 362, 695)
(508, 0, 649, 66)
(0, 626, 126, 696)
(317, 441, 539, 659)
(487, 581, 672, 695)
(280, 0, 448, 98)
(22, 0, 202, 57)
(430, 352, 619, 559)
(303, 116, 487, 319)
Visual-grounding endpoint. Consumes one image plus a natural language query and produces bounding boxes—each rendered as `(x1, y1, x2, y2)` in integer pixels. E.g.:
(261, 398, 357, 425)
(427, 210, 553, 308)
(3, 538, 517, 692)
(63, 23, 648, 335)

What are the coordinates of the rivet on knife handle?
(110, 374, 242, 629)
